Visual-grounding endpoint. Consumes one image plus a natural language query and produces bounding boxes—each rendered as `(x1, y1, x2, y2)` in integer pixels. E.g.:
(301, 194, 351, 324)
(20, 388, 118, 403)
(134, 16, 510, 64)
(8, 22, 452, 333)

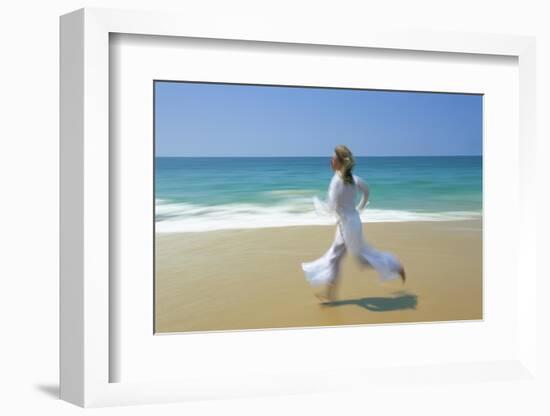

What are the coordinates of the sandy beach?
(154, 219, 482, 333)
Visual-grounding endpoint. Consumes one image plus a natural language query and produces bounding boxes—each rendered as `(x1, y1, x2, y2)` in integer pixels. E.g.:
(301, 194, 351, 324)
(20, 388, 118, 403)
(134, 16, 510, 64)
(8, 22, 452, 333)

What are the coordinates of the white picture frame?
(60, 7, 539, 408)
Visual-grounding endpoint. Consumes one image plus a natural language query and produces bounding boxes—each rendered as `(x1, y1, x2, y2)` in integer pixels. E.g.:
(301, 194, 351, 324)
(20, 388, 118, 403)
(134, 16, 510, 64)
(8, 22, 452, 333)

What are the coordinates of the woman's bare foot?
(315, 292, 330, 303)
(398, 266, 406, 285)
(326, 283, 338, 302)
(315, 284, 337, 303)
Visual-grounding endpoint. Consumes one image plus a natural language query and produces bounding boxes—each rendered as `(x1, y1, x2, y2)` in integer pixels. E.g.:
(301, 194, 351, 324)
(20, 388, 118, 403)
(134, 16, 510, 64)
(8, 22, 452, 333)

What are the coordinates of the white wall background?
(1, 0, 548, 415)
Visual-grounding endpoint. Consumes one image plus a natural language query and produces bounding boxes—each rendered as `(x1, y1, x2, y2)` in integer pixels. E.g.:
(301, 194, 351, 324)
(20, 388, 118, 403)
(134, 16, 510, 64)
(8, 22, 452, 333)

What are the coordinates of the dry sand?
(154, 220, 482, 333)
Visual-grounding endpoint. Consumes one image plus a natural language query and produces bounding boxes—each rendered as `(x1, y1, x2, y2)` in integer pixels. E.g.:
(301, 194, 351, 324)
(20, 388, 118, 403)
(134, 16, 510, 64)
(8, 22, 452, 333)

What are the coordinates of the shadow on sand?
(321, 292, 418, 312)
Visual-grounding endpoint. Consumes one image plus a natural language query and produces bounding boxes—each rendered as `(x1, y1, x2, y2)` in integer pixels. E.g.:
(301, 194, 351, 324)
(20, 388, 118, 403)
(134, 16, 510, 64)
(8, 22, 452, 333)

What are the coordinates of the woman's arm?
(312, 175, 341, 216)
(326, 176, 339, 212)
(355, 176, 370, 211)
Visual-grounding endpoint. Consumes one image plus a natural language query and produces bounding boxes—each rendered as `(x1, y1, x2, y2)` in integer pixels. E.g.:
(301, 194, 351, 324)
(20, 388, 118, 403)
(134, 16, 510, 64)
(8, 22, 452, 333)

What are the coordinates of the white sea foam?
(155, 200, 481, 233)
(263, 189, 318, 198)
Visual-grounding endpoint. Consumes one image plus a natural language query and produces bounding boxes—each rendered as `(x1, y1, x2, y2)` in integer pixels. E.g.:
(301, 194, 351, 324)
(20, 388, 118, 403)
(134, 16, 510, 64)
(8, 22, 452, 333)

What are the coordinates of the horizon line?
(155, 154, 482, 158)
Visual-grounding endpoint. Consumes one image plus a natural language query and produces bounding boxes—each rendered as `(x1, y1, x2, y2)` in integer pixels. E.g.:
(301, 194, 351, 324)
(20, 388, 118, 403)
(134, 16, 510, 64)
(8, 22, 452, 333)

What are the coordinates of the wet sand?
(154, 220, 482, 333)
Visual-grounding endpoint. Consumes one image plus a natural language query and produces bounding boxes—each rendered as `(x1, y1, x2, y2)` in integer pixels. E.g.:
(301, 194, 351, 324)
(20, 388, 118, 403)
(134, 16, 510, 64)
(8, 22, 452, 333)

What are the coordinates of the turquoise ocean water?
(155, 156, 482, 233)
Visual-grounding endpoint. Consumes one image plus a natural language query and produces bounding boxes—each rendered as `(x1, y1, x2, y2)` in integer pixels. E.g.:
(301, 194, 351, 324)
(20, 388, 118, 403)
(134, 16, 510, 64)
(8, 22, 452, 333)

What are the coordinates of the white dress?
(301, 172, 403, 286)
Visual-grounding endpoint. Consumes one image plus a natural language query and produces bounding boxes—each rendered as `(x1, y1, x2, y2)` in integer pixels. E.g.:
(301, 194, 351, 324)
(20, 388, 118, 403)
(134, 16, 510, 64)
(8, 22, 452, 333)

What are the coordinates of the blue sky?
(154, 81, 482, 157)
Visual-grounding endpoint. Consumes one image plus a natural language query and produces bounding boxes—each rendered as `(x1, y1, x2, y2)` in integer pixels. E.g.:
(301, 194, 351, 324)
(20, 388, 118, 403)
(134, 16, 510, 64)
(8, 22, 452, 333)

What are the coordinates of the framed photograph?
(60, 7, 539, 408)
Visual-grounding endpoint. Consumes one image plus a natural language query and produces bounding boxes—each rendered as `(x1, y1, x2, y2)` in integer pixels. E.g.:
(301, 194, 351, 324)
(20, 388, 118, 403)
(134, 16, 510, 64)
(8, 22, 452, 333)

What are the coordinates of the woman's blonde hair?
(334, 145, 355, 185)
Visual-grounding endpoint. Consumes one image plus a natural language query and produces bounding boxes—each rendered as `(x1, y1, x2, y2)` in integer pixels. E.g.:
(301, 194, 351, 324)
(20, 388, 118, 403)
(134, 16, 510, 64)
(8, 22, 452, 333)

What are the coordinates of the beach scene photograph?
(154, 81, 483, 334)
